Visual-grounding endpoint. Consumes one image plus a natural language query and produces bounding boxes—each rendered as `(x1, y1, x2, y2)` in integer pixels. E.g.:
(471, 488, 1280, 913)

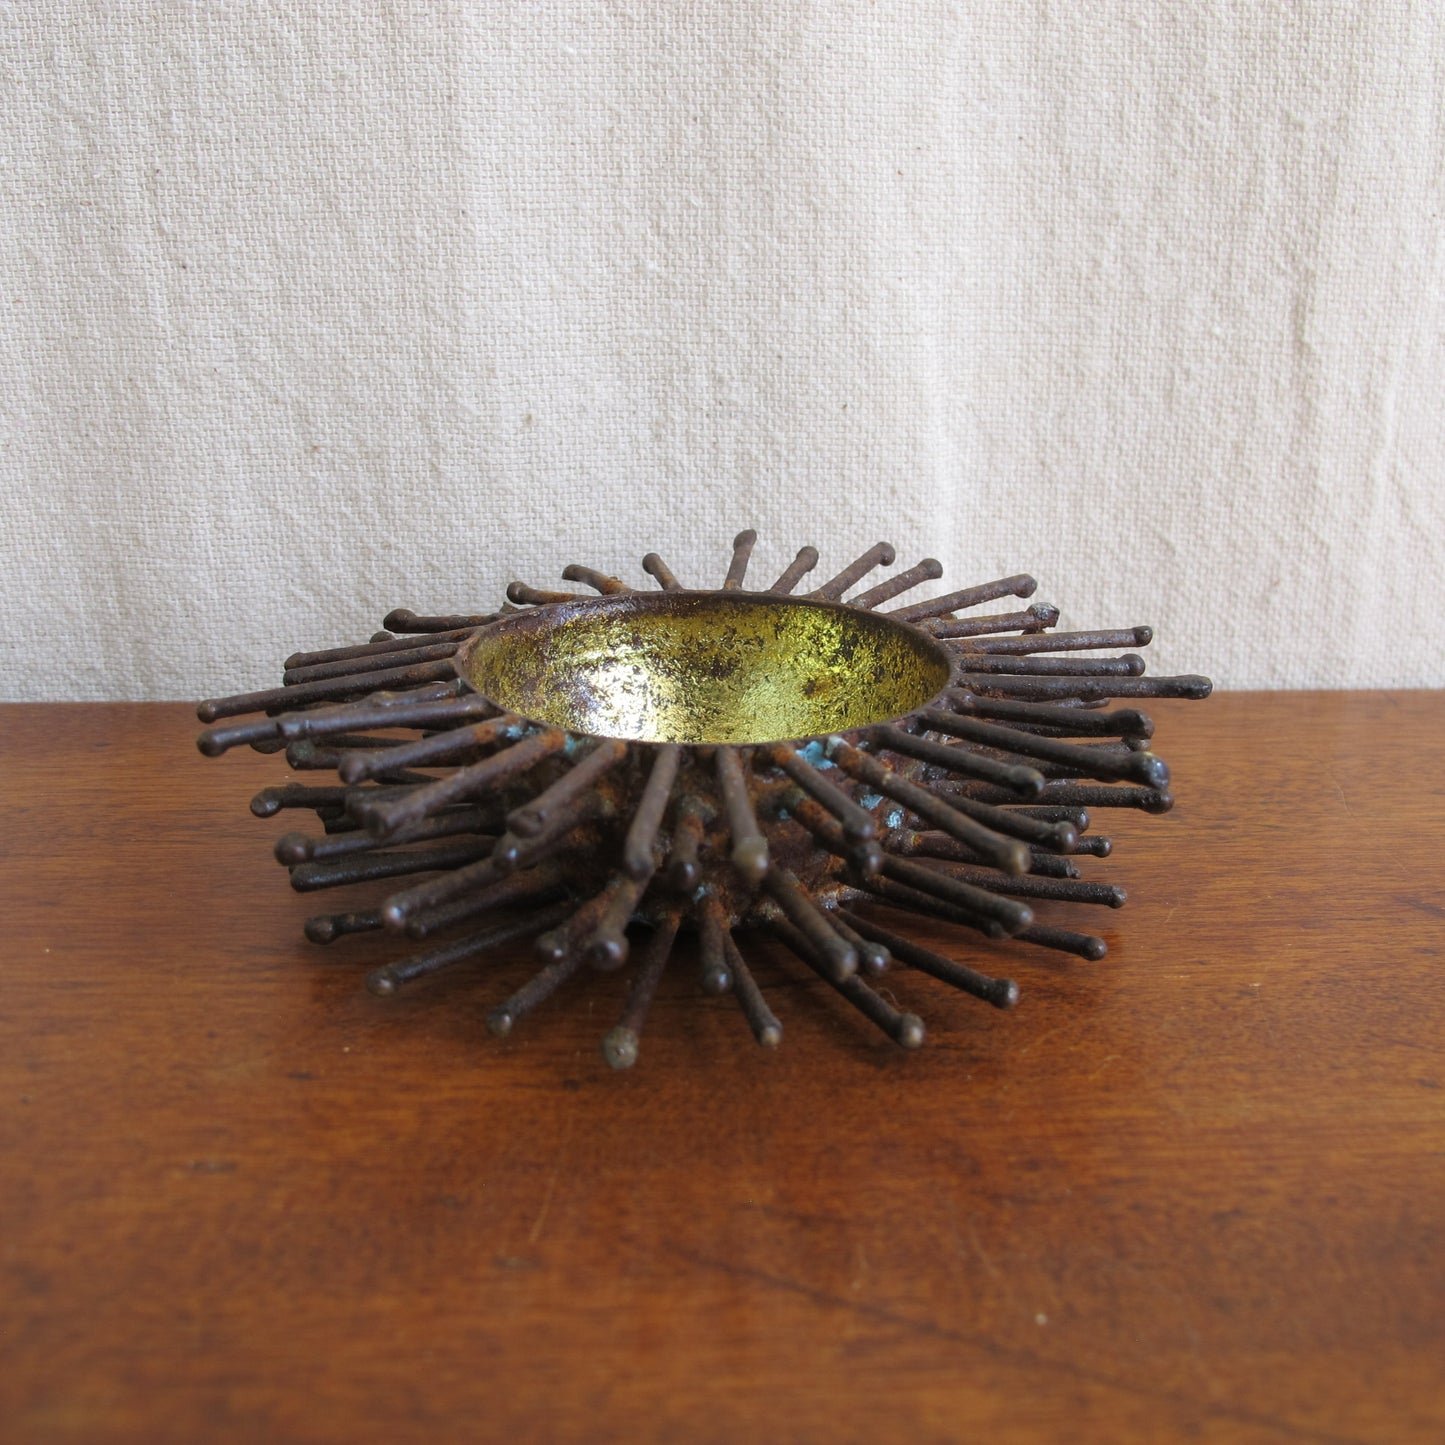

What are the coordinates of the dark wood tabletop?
(2, 693, 1443, 1444)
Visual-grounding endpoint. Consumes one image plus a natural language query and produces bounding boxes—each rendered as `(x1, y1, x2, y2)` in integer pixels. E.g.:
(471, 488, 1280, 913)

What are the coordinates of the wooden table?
(2, 694, 1442, 1444)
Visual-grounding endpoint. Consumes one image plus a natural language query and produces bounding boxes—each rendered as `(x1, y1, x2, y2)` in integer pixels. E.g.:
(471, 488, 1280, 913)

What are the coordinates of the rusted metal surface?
(197, 535, 1210, 1068)
(722, 528, 758, 590)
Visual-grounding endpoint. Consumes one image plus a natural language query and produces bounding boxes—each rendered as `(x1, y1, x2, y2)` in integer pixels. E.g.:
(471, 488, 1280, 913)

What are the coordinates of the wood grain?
(2, 694, 1442, 1444)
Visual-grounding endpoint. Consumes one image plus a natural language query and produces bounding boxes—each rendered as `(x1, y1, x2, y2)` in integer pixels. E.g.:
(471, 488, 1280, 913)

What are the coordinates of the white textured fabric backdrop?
(2, 3, 1442, 699)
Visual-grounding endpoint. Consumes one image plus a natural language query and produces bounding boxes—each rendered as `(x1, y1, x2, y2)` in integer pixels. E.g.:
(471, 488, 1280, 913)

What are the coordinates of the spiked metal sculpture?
(197, 533, 1210, 1066)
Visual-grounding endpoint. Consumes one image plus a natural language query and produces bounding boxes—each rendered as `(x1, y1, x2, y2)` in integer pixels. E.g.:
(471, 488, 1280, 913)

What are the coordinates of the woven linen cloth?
(2, 3, 1442, 698)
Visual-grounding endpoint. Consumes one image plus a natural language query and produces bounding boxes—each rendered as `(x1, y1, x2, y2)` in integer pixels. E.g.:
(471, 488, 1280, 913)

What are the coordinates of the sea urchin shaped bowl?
(197, 533, 1211, 1067)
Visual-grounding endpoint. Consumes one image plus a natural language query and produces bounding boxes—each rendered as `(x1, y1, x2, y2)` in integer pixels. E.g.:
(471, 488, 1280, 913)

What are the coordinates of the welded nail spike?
(768, 546, 820, 594)
(602, 907, 682, 1069)
(641, 553, 684, 591)
(196, 535, 1209, 1065)
(849, 557, 943, 611)
(889, 573, 1038, 622)
(716, 747, 770, 885)
(561, 564, 628, 595)
(723, 529, 758, 589)
(808, 542, 896, 601)
(623, 745, 682, 880)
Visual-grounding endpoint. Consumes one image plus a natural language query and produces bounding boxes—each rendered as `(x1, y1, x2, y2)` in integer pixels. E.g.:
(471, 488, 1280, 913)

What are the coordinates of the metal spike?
(506, 582, 589, 606)
(852, 874, 1011, 939)
(402, 860, 571, 940)
(337, 715, 522, 784)
(889, 573, 1038, 623)
(808, 542, 896, 601)
(768, 546, 819, 594)
(765, 744, 877, 841)
(901, 783, 1078, 852)
(584, 873, 651, 970)
(357, 728, 567, 839)
(666, 795, 708, 892)
(924, 604, 1058, 640)
(723, 529, 758, 589)
(507, 739, 628, 838)
(912, 860, 1126, 908)
(486, 952, 588, 1037)
(561, 564, 628, 594)
(839, 911, 1017, 1009)
(367, 903, 572, 997)
(249, 782, 401, 818)
(382, 609, 500, 633)
(945, 694, 1154, 739)
(271, 687, 481, 741)
(766, 917, 924, 1048)
(601, 907, 682, 1069)
(286, 626, 481, 672)
(774, 790, 883, 880)
(695, 892, 736, 995)
(946, 653, 1146, 677)
(492, 794, 610, 875)
(287, 838, 497, 892)
(197, 656, 459, 723)
(970, 626, 1153, 656)
(534, 885, 622, 965)
(641, 553, 684, 591)
(848, 558, 943, 610)
(715, 747, 769, 884)
(877, 854, 1034, 934)
(303, 910, 384, 945)
(891, 830, 1082, 878)
(624, 745, 682, 880)
(825, 736, 1030, 875)
(821, 908, 890, 975)
(283, 639, 462, 686)
(919, 709, 1169, 788)
(874, 725, 1045, 798)
(956, 782, 1174, 814)
(761, 867, 857, 980)
(953, 674, 1212, 703)
(1016, 925, 1108, 960)
(711, 909, 782, 1046)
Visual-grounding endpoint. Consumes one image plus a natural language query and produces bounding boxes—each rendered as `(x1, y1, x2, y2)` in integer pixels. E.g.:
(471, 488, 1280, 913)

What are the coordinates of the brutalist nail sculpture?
(198, 533, 1211, 1066)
